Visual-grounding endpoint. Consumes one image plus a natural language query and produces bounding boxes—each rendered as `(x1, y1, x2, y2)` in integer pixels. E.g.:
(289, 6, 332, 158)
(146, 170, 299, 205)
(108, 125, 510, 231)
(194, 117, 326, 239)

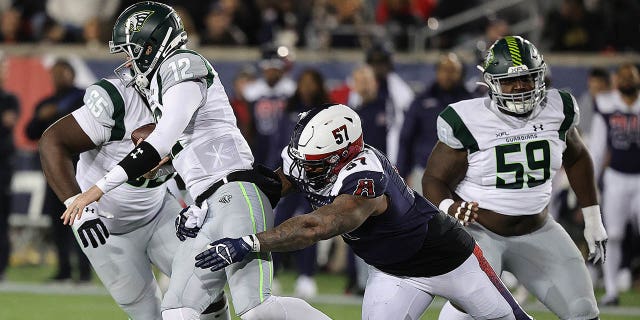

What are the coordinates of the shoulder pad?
(83, 79, 124, 119)
(157, 50, 216, 94)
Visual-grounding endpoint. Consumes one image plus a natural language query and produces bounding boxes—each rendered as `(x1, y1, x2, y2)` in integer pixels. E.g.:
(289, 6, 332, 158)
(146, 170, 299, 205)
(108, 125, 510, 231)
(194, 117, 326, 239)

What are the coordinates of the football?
(131, 123, 156, 145)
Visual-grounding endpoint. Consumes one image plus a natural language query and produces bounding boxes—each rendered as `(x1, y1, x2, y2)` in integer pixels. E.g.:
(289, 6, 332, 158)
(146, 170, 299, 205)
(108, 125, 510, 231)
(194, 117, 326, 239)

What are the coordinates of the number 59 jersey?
(436, 88, 579, 216)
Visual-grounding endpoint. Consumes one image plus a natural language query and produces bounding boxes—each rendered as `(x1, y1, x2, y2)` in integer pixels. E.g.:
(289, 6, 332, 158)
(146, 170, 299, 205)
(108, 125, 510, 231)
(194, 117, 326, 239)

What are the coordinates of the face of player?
(616, 65, 640, 96)
(499, 74, 535, 95)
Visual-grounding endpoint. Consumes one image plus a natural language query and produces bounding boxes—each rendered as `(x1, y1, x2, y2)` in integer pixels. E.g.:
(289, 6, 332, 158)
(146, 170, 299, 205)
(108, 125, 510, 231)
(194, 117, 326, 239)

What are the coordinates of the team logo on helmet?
(483, 49, 495, 69)
(125, 10, 154, 34)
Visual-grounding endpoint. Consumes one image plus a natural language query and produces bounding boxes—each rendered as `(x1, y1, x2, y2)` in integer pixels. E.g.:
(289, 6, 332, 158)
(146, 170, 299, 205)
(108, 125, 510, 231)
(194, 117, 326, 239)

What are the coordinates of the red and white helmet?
(288, 104, 364, 191)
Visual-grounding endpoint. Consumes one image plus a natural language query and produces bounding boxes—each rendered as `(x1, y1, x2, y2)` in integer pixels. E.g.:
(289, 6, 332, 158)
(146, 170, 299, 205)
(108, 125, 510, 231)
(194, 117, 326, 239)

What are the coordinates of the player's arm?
(39, 115, 96, 202)
(256, 194, 385, 251)
(422, 112, 479, 224)
(564, 127, 608, 264)
(563, 127, 598, 207)
(194, 193, 386, 271)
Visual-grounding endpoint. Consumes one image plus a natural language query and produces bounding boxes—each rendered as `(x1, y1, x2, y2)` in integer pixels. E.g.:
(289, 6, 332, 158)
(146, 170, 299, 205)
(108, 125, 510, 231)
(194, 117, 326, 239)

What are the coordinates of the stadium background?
(0, 0, 639, 319)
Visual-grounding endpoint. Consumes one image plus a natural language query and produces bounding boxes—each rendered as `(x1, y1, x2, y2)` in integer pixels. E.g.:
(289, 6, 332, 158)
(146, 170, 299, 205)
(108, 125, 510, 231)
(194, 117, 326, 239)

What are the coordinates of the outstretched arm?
(195, 194, 387, 271)
(39, 115, 96, 202)
(256, 194, 385, 252)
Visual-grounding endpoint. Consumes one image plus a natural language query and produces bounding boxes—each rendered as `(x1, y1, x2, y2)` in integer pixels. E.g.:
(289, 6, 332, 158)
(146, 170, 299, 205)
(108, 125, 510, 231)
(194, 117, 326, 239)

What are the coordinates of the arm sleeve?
(145, 81, 205, 157)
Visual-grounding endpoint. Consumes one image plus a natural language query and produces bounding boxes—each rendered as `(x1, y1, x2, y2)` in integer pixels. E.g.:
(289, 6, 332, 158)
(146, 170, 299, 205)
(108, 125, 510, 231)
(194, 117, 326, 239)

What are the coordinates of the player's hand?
(448, 200, 479, 226)
(61, 186, 104, 225)
(195, 236, 255, 272)
(583, 206, 608, 264)
(72, 202, 110, 248)
(175, 206, 200, 241)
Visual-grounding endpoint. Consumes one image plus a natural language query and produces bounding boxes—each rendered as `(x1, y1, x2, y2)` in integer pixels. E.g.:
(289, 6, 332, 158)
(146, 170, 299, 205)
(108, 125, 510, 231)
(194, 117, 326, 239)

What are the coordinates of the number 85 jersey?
(436, 88, 579, 216)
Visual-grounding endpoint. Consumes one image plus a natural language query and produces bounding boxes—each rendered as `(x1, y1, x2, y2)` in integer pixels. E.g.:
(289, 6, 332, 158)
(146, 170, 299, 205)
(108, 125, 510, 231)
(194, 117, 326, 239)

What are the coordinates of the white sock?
(602, 238, 622, 297)
(240, 296, 331, 320)
(438, 301, 473, 320)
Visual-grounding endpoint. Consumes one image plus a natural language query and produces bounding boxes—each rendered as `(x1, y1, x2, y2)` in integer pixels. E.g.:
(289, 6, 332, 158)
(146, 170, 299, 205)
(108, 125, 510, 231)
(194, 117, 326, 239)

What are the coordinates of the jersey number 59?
(495, 140, 550, 189)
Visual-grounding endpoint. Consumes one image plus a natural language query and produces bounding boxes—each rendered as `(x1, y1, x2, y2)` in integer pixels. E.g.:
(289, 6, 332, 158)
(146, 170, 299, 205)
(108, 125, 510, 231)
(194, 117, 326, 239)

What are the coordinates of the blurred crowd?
(0, 0, 639, 52)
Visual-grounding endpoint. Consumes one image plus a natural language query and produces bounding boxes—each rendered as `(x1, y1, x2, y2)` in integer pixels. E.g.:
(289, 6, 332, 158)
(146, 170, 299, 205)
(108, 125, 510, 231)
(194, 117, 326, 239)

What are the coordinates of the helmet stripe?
(505, 36, 522, 66)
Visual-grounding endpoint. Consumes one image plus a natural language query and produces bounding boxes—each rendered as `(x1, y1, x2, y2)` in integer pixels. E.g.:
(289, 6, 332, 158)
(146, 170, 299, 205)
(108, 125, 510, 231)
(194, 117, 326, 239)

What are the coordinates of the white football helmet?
(288, 104, 364, 191)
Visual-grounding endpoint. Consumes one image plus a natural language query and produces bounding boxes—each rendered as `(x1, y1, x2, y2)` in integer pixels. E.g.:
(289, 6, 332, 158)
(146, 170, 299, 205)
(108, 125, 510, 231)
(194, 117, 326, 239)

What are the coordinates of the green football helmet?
(109, 1, 187, 88)
(479, 36, 546, 115)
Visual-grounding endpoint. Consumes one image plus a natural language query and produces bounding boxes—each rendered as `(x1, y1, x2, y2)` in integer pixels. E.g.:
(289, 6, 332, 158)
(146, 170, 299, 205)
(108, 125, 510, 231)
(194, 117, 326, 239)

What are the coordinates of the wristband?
(438, 198, 454, 214)
(95, 165, 129, 193)
(63, 194, 80, 208)
(582, 205, 601, 225)
(242, 234, 261, 252)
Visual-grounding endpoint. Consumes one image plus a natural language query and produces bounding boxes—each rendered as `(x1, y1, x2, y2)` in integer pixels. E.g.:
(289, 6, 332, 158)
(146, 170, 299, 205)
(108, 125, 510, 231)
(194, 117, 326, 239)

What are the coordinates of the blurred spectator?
(364, 43, 414, 164)
(44, 0, 121, 43)
(375, 0, 435, 50)
(428, 0, 480, 49)
(578, 68, 611, 138)
(590, 63, 640, 306)
(268, 68, 331, 299)
(542, 0, 604, 52)
(258, 0, 312, 48)
(0, 52, 19, 281)
(25, 59, 91, 283)
(349, 64, 387, 151)
(466, 18, 510, 96)
(601, 0, 640, 52)
(173, 6, 200, 47)
(243, 44, 296, 168)
(0, 6, 32, 43)
(229, 65, 256, 141)
(397, 53, 471, 192)
(200, 1, 246, 46)
(308, 0, 371, 49)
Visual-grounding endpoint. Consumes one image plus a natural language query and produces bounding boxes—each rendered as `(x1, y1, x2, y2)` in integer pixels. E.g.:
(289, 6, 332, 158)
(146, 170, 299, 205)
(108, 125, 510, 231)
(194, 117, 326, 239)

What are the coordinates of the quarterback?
(61, 2, 329, 320)
(422, 36, 607, 319)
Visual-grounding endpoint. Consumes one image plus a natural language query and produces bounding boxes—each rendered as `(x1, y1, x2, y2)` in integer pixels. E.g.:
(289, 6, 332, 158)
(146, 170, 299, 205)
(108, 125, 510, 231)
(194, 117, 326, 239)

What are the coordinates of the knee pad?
(162, 307, 200, 320)
(568, 298, 599, 320)
(115, 281, 162, 320)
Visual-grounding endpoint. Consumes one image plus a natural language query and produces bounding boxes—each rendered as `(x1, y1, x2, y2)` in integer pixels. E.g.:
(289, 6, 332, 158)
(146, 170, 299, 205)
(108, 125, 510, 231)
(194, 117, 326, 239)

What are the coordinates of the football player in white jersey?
(193, 104, 533, 320)
(61, 2, 330, 320)
(423, 36, 608, 319)
(39, 77, 229, 320)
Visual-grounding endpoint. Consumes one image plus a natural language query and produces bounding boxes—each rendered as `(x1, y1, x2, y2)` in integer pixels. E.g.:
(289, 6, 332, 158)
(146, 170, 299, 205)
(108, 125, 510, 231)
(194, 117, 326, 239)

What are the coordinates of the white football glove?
(582, 205, 607, 264)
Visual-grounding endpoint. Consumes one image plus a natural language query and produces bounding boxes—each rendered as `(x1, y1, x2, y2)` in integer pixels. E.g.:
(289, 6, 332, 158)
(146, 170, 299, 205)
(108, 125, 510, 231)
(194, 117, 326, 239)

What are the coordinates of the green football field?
(1, 266, 639, 319)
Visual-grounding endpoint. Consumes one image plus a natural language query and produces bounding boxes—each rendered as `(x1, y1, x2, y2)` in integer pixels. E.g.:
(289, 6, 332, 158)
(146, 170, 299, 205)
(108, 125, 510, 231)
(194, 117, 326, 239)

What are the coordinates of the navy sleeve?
(338, 170, 388, 198)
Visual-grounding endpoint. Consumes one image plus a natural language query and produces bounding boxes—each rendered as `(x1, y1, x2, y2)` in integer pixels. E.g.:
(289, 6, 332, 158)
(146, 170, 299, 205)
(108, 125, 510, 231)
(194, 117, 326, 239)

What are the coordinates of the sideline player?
(194, 104, 532, 320)
(39, 77, 229, 319)
(422, 36, 607, 319)
(61, 2, 330, 319)
(590, 63, 640, 305)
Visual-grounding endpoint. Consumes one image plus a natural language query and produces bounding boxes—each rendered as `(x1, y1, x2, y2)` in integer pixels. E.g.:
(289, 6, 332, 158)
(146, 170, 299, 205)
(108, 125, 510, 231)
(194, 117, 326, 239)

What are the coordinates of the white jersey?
(145, 49, 253, 199)
(437, 89, 579, 216)
(72, 78, 172, 233)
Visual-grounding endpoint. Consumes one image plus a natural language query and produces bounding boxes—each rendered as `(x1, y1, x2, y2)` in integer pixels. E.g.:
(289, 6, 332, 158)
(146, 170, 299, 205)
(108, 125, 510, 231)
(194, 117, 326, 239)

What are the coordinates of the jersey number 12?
(495, 140, 550, 189)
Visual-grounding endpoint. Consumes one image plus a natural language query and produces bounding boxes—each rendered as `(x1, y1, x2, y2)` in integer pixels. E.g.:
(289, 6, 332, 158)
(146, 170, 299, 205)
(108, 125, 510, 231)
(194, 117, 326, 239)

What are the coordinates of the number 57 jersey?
(436, 88, 580, 216)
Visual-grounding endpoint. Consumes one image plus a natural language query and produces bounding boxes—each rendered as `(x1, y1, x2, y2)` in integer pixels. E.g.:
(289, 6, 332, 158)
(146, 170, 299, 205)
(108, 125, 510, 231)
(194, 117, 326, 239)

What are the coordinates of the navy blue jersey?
(283, 145, 474, 276)
(592, 91, 640, 173)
